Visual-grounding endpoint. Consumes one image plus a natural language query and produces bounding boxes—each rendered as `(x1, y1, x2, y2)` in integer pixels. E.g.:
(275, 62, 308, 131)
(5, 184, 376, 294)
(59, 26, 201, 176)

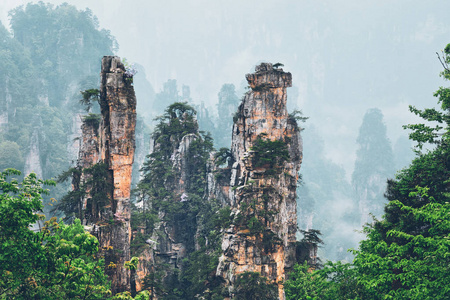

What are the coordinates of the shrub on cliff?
(234, 272, 277, 300)
(251, 135, 290, 170)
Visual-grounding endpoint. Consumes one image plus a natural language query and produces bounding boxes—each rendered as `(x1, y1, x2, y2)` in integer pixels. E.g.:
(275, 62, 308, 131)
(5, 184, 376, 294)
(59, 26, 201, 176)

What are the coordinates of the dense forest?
(0, 2, 449, 300)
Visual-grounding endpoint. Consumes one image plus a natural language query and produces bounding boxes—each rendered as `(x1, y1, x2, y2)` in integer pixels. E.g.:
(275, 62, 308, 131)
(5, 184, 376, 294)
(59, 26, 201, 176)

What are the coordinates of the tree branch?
(436, 52, 449, 71)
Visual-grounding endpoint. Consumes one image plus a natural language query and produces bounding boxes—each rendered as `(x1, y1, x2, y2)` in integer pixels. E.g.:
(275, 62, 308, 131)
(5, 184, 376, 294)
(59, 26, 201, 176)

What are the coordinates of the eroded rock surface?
(216, 63, 302, 299)
(133, 107, 202, 294)
(74, 56, 136, 293)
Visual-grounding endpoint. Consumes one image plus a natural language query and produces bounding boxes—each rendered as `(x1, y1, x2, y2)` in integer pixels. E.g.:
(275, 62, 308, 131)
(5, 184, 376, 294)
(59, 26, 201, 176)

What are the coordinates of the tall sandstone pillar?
(76, 56, 136, 293)
(98, 56, 136, 292)
(216, 63, 302, 299)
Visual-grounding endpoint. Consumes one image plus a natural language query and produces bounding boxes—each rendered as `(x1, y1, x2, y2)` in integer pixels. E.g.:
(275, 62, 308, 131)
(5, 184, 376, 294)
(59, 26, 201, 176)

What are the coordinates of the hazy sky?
(2, 0, 450, 177)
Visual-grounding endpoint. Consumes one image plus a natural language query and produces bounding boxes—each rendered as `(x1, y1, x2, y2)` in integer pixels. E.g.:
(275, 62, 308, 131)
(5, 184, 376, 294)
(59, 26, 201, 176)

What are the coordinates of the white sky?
(2, 0, 450, 177)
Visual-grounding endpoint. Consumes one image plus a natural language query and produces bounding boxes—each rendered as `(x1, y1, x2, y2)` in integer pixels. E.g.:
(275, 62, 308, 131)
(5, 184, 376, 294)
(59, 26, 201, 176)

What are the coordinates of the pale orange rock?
(75, 56, 136, 293)
(216, 63, 302, 300)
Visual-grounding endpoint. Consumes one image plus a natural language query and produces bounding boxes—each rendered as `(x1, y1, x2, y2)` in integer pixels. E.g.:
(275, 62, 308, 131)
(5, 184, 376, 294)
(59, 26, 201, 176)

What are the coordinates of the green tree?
(0, 169, 111, 299)
(251, 135, 290, 171)
(285, 262, 323, 300)
(286, 44, 450, 300)
(234, 272, 277, 300)
(352, 187, 450, 299)
(0, 141, 24, 172)
(56, 163, 111, 223)
(348, 44, 450, 299)
(136, 102, 226, 299)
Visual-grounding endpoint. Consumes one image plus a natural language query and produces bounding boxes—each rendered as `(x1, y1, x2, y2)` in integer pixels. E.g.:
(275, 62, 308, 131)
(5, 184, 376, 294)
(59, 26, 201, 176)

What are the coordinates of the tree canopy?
(286, 43, 450, 300)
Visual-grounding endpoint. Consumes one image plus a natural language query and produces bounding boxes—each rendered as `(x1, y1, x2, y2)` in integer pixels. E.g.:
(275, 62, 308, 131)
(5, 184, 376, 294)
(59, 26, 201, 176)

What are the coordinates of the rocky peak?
(217, 63, 302, 300)
(73, 56, 137, 293)
(246, 62, 292, 90)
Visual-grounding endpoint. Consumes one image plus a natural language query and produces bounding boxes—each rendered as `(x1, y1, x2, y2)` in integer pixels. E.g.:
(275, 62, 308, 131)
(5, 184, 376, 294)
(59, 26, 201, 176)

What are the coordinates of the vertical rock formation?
(74, 56, 136, 293)
(215, 84, 240, 149)
(24, 130, 43, 178)
(98, 56, 136, 292)
(352, 108, 394, 226)
(134, 110, 201, 292)
(216, 63, 302, 299)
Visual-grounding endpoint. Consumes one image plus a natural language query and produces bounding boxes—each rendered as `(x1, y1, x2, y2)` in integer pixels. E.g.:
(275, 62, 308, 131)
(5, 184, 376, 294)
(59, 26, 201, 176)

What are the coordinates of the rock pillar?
(98, 56, 136, 292)
(216, 63, 302, 299)
(75, 56, 136, 293)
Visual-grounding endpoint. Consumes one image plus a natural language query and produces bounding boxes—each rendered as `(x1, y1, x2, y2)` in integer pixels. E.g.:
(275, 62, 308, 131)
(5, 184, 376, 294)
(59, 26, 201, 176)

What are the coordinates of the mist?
(1, 0, 449, 261)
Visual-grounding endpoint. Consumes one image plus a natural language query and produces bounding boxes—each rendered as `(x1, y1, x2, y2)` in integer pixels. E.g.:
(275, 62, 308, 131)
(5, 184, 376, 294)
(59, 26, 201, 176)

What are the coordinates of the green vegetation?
(288, 109, 308, 131)
(295, 229, 323, 269)
(234, 272, 278, 300)
(214, 147, 233, 167)
(285, 43, 450, 300)
(2, 3, 450, 298)
(251, 135, 290, 174)
(0, 169, 152, 300)
(80, 89, 101, 112)
(56, 163, 111, 223)
(83, 113, 102, 128)
(0, 169, 111, 299)
(0, 2, 116, 217)
(137, 102, 199, 225)
(135, 102, 230, 299)
(233, 185, 282, 252)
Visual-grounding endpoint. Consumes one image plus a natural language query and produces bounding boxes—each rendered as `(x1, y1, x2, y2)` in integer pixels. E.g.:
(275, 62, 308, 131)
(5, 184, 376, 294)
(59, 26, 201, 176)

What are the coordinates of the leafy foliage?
(80, 89, 101, 112)
(288, 109, 308, 131)
(234, 272, 278, 300)
(0, 2, 116, 218)
(285, 262, 323, 300)
(135, 102, 231, 299)
(83, 113, 102, 128)
(287, 43, 450, 300)
(0, 169, 111, 299)
(251, 135, 290, 171)
(56, 163, 111, 222)
(404, 44, 450, 150)
(352, 188, 450, 299)
(214, 147, 233, 167)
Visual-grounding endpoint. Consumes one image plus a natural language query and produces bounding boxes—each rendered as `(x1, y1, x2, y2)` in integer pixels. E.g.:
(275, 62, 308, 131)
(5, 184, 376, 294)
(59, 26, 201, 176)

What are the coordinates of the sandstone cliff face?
(75, 56, 136, 293)
(98, 56, 136, 293)
(216, 63, 302, 299)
